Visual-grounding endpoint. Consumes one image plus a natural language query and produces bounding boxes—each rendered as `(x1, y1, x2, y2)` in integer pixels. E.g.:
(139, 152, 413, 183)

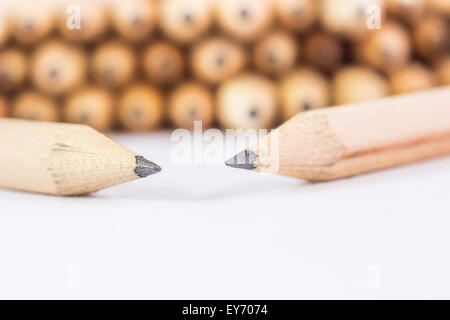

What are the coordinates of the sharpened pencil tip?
(225, 150, 258, 170)
(134, 156, 161, 178)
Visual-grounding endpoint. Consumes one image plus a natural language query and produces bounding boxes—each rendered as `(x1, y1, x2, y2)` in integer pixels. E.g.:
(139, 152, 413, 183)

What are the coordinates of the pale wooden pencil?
(226, 86, 450, 181)
(0, 119, 161, 195)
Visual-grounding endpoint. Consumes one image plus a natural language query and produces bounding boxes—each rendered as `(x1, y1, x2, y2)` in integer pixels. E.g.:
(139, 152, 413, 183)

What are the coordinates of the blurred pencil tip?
(225, 150, 258, 170)
(134, 156, 162, 178)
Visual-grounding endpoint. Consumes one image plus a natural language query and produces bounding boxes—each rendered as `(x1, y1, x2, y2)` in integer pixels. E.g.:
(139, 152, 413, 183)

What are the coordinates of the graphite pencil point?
(134, 156, 162, 178)
(225, 150, 258, 170)
(225, 87, 450, 181)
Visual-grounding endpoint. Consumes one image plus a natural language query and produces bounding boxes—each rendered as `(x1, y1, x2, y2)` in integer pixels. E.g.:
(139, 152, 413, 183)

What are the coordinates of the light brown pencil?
(226, 87, 450, 181)
(0, 119, 161, 196)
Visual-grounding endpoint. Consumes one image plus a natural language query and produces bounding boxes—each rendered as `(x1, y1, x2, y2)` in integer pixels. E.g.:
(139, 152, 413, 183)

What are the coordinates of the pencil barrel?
(110, 0, 156, 42)
(0, 96, 8, 117)
(30, 41, 87, 96)
(252, 87, 450, 181)
(91, 41, 136, 89)
(117, 84, 164, 131)
(253, 30, 299, 76)
(168, 82, 214, 129)
(280, 68, 330, 121)
(0, 49, 27, 93)
(12, 91, 59, 122)
(142, 42, 185, 85)
(57, 0, 108, 43)
(63, 87, 114, 132)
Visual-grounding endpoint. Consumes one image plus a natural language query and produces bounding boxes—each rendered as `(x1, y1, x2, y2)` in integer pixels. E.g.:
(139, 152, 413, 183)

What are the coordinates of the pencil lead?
(225, 150, 258, 170)
(134, 156, 162, 178)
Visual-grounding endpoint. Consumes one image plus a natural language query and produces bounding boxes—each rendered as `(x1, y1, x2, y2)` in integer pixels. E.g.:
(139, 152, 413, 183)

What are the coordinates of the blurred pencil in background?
(280, 68, 330, 121)
(91, 40, 136, 89)
(436, 56, 450, 85)
(0, 96, 8, 117)
(168, 82, 215, 129)
(63, 86, 114, 131)
(12, 90, 59, 122)
(30, 40, 86, 96)
(0, 49, 27, 93)
(117, 83, 164, 132)
(190, 37, 247, 85)
(217, 74, 279, 130)
(142, 41, 184, 85)
(110, 0, 155, 42)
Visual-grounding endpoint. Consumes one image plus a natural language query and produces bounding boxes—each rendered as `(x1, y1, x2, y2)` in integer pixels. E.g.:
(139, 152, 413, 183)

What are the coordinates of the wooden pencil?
(355, 20, 411, 73)
(0, 9, 8, 47)
(303, 32, 343, 73)
(58, 0, 108, 43)
(332, 66, 389, 105)
(280, 68, 330, 121)
(0, 49, 27, 93)
(91, 41, 136, 89)
(117, 84, 164, 132)
(215, 0, 274, 42)
(12, 91, 59, 122)
(110, 0, 155, 42)
(253, 30, 299, 76)
(389, 63, 436, 95)
(275, 0, 317, 33)
(217, 74, 279, 130)
(190, 37, 247, 84)
(0, 97, 8, 117)
(226, 87, 450, 181)
(30, 40, 87, 96)
(142, 42, 185, 85)
(413, 15, 449, 62)
(385, 0, 427, 24)
(0, 119, 161, 195)
(63, 87, 114, 132)
(158, 0, 213, 43)
(11, 3, 55, 45)
(168, 82, 215, 129)
(435, 56, 450, 86)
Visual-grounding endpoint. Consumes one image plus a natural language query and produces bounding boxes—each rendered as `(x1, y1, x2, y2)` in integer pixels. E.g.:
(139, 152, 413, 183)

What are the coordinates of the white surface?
(1, 131, 450, 299)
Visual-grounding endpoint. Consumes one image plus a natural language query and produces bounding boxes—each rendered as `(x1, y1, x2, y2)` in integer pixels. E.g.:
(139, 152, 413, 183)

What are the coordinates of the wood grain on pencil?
(227, 87, 450, 181)
(0, 119, 161, 195)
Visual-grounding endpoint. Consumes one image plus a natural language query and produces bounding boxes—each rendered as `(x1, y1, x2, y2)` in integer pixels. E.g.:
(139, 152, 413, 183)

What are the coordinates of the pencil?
(191, 37, 247, 84)
(389, 63, 436, 95)
(226, 87, 450, 181)
(11, 3, 55, 45)
(303, 32, 343, 73)
(91, 41, 136, 88)
(158, 0, 213, 43)
(58, 0, 108, 43)
(63, 87, 114, 132)
(0, 49, 27, 93)
(12, 91, 59, 122)
(275, 0, 317, 32)
(142, 42, 185, 85)
(117, 84, 164, 132)
(355, 20, 410, 73)
(215, 0, 274, 42)
(110, 0, 155, 42)
(30, 40, 86, 96)
(0, 97, 8, 117)
(435, 56, 450, 86)
(253, 30, 298, 76)
(0, 119, 161, 195)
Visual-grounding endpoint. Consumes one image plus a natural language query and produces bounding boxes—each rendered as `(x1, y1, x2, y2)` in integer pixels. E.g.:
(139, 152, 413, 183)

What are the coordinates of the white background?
(1, 132, 450, 299)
